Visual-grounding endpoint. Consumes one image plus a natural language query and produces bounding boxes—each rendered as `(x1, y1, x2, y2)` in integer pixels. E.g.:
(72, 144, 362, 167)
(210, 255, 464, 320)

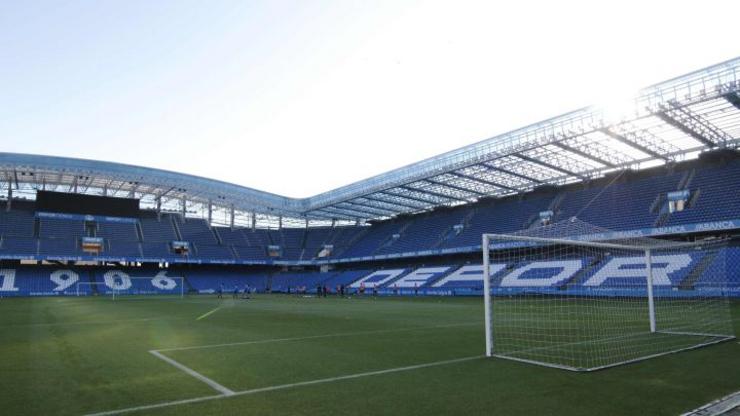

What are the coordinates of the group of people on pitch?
(216, 283, 252, 300)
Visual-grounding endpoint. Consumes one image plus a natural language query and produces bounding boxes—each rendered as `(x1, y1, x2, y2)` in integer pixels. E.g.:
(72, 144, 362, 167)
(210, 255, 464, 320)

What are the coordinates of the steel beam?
(480, 163, 543, 184)
(380, 190, 438, 206)
(337, 201, 397, 216)
(401, 185, 468, 203)
(656, 108, 717, 147)
(551, 142, 617, 168)
(342, 199, 400, 214)
(322, 205, 377, 219)
(362, 194, 426, 211)
(513, 154, 587, 180)
(601, 129, 668, 160)
(449, 171, 518, 192)
(396, 186, 454, 203)
(424, 178, 486, 196)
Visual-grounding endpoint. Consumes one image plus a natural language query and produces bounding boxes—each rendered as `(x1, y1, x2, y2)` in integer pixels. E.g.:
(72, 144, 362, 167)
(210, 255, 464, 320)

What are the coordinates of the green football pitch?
(0, 295, 738, 416)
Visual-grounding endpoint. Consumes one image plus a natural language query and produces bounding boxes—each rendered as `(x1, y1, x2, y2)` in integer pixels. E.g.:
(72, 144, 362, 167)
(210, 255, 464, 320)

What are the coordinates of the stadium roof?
(2, 57, 740, 227)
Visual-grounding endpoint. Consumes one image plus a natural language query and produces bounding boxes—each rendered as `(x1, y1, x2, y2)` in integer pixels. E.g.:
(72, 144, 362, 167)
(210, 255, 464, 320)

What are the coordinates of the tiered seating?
(0, 208, 35, 237)
(36, 217, 85, 257)
(340, 221, 404, 258)
(98, 221, 140, 257)
(440, 196, 552, 249)
(97, 222, 139, 242)
(667, 161, 740, 225)
(176, 218, 233, 260)
(178, 218, 218, 244)
(39, 217, 85, 239)
(279, 228, 305, 260)
(556, 172, 682, 230)
(233, 245, 266, 261)
(38, 238, 79, 256)
(215, 227, 249, 246)
(319, 269, 371, 289)
(184, 268, 268, 293)
(139, 214, 177, 242)
(695, 248, 740, 289)
(2, 245, 739, 297)
(141, 242, 173, 258)
(221, 228, 270, 260)
(303, 227, 333, 258)
(106, 240, 141, 258)
(376, 210, 466, 254)
(243, 229, 271, 246)
(270, 271, 328, 292)
(2, 156, 740, 266)
(139, 214, 177, 258)
(319, 226, 367, 258)
(0, 267, 86, 296)
(0, 237, 38, 255)
(92, 268, 184, 295)
(194, 244, 234, 260)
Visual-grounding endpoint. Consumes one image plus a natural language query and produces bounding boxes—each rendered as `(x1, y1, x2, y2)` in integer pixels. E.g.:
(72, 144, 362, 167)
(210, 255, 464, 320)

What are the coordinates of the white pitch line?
(154, 322, 481, 353)
(149, 350, 235, 396)
(84, 355, 482, 416)
(195, 306, 222, 321)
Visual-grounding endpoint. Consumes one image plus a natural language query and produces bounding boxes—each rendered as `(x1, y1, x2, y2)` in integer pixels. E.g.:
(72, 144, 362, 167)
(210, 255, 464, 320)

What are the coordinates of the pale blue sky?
(1, 0, 738, 197)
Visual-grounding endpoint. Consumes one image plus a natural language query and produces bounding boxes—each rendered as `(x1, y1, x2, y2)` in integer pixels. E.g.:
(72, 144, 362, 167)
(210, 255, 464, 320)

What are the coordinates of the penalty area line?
(155, 322, 481, 352)
(149, 350, 235, 396)
(195, 306, 222, 321)
(83, 355, 482, 416)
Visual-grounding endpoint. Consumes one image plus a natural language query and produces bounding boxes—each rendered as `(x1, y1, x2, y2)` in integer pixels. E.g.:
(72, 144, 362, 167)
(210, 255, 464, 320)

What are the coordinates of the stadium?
(7, 0, 740, 401)
(1, 53, 739, 415)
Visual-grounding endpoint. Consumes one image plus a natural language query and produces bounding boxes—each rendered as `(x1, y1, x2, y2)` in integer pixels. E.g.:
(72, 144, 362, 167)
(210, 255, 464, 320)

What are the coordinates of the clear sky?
(1, 0, 738, 198)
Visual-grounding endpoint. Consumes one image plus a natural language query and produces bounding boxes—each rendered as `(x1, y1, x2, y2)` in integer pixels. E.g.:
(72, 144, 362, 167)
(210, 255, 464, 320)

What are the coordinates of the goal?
(482, 219, 735, 371)
(75, 272, 185, 300)
(76, 282, 119, 299)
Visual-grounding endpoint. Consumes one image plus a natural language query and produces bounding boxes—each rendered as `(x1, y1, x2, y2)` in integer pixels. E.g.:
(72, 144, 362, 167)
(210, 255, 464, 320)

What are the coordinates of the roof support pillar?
(156, 197, 162, 220)
(6, 179, 11, 211)
(278, 215, 283, 230)
(181, 197, 187, 217)
(230, 205, 235, 228)
(207, 200, 213, 225)
(251, 212, 256, 230)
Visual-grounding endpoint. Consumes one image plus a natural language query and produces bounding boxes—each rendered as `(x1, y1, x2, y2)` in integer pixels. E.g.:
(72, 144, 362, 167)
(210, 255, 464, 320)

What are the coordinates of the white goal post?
(76, 282, 119, 299)
(481, 223, 735, 372)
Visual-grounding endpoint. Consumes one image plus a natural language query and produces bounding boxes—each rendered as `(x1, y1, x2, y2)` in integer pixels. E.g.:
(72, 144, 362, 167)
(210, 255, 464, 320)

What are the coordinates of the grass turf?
(0, 294, 737, 415)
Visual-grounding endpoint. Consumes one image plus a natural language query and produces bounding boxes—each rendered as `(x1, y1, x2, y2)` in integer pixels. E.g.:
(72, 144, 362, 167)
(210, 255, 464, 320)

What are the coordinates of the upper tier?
(2, 153, 740, 264)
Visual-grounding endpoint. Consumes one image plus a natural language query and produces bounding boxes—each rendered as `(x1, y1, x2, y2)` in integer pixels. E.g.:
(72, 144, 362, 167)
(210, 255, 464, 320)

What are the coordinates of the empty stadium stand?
(2, 152, 740, 297)
(1, 246, 737, 297)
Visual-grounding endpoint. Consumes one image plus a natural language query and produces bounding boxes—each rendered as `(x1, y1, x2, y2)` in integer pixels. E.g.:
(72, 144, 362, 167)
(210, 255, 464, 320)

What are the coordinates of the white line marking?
(681, 390, 740, 416)
(149, 350, 235, 396)
(195, 306, 222, 321)
(84, 355, 481, 416)
(154, 322, 480, 352)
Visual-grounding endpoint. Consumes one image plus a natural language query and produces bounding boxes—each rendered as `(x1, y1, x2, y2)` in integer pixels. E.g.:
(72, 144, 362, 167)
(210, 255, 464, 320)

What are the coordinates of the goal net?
(482, 219, 735, 371)
(75, 271, 185, 299)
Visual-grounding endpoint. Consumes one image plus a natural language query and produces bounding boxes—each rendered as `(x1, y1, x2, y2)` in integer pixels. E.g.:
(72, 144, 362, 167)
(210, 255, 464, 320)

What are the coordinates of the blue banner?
(36, 211, 138, 224)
